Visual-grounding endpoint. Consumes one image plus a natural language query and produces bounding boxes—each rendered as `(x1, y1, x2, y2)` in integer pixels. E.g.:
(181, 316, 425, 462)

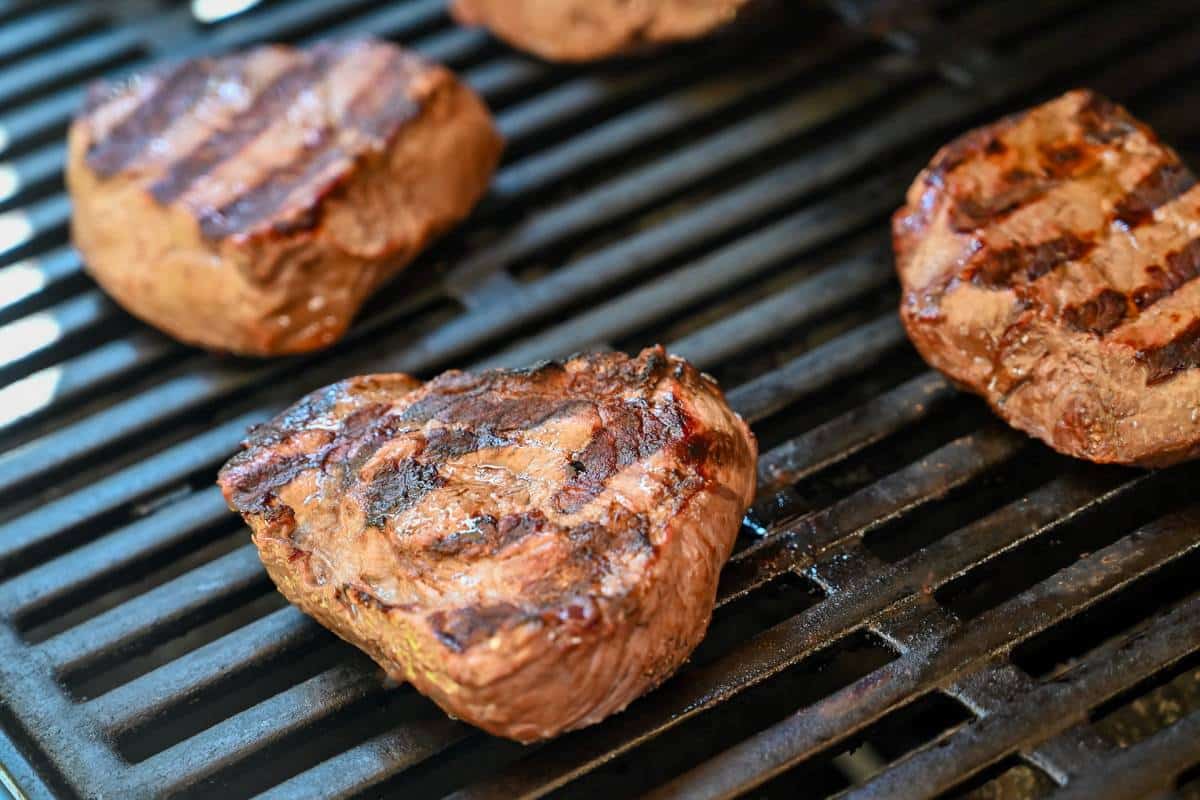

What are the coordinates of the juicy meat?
(451, 0, 755, 62)
(217, 348, 757, 741)
(894, 89, 1200, 466)
(68, 38, 502, 356)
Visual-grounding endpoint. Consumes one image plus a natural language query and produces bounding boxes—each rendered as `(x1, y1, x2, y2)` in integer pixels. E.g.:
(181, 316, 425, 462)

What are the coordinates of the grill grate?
(0, 1, 1199, 798)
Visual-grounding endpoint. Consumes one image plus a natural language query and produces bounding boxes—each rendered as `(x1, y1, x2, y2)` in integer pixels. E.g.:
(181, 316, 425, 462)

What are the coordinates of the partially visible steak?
(451, 0, 756, 62)
(894, 89, 1200, 466)
(217, 348, 757, 742)
(68, 37, 502, 356)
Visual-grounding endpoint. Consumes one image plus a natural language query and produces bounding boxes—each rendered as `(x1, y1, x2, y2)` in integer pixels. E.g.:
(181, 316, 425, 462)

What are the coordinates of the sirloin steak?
(894, 89, 1200, 466)
(217, 348, 757, 742)
(451, 0, 756, 62)
(68, 37, 501, 356)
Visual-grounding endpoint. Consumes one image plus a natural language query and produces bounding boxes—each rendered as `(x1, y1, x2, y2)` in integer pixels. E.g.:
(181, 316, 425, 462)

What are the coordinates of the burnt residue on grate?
(0, 1, 1199, 799)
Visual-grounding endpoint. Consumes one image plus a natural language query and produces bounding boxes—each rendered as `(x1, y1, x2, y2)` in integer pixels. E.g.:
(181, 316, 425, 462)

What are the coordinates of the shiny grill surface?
(0, 1, 1198, 798)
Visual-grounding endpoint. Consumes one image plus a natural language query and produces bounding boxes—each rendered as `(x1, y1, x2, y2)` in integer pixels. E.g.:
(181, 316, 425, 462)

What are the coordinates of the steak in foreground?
(68, 37, 502, 356)
(217, 348, 757, 741)
(894, 89, 1200, 466)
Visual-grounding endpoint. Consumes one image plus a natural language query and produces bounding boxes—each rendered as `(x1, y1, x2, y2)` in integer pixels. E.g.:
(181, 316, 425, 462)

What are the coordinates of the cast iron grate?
(0, 0, 1197, 798)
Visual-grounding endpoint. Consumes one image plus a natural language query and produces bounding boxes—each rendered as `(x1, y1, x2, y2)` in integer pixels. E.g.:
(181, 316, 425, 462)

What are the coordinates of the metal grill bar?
(0, 1, 1198, 798)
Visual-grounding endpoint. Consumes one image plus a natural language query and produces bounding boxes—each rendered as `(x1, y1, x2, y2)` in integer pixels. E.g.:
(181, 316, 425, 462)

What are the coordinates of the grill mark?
(429, 511, 547, 557)
(552, 399, 689, 514)
(198, 133, 348, 238)
(428, 510, 652, 652)
(1130, 238, 1200, 311)
(342, 50, 422, 143)
(150, 44, 344, 205)
(1076, 91, 1138, 144)
(221, 398, 396, 517)
(423, 426, 511, 459)
(969, 234, 1095, 289)
(1138, 318, 1200, 385)
(1063, 288, 1128, 335)
(1114, 162, 1196, 229)
(949, 177, 1047, 233)
(198, 48, 424, 240)
(402, 393, 585, 431)
(361, 459, 443, 528)
(1064, 237, 1200, 336)
(428, 602, 525, 653)
(86, 60, 215, 177)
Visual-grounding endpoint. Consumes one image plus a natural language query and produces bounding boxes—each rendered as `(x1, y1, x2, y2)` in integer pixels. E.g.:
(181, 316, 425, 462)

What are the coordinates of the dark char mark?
(427, 511, 653, 651)
(1130, 238, 1200, 311)
(199, 48, 423, 240)
(199, 131, 347, 239)
(1064, 238, 1200, 336)
(1114, 162, 1196, 229)
(1063, 288, 1128, 335)
(86, 60, 215, 177)
(552, 399, 687, 514)
(150, 43, 345, 205)
(429, 511, 547, 556)
(970, 233, 1095, 288)
(362, 459, 443, 528)
(1139, 318, 1200, 385)
(1076, 91, 1138, 144)
(950, 170, 1047, 233)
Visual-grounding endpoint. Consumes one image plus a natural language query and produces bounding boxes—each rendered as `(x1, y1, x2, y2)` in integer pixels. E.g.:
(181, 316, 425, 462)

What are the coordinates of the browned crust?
(893, 89, 1200, 466)
(451, 0, 755, 62)
(218, 348, 758, 740)
(67, 38, 503, 356)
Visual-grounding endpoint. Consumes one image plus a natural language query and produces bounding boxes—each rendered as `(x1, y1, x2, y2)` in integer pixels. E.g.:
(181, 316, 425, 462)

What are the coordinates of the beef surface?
(68, 37, 502, 356)
(894, 89, 1200, 466)
(451, 0, 755, 62)
(217, 348, 757, 741)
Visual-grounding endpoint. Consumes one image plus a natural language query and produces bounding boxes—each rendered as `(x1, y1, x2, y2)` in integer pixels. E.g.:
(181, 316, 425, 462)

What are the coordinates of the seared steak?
(68, 38, 502, 356)
(451, 0, 755, 62)
(894, 89, 1200, 466)
(217, 348, 757, 741)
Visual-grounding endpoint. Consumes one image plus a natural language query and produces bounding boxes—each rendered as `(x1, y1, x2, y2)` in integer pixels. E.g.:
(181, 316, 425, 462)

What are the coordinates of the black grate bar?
(0, 411, 267, 576)
(949, 665, 1110, 784)
(129, 663, 380, 797)
(0, 246, 79, 321)
(1, 488, 233, 623)
(753, 371, 955, 493)
(0, 290, 121, 383)
(85, 606, 322, 736)
(648, 514, 1200, 800)
(0, 6, 103, 66)
(250, 721, 469, 800)
(446, 66, 909, 290)
(478, 176, 902, 369)
(853, 590, 1200, 799)
(38, 545, 267, 676)
(1050, 709, 1200, 800)
(725, 315, 909, 424)
(0, 141, 66, 214)
(0, 26, 141, 108)
(0, 331, 176, 435)
(0, 194, 69, 264)
(493, 49, 863, 187)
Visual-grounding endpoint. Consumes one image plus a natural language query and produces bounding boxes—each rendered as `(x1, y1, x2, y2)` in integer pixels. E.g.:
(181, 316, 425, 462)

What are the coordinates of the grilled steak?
(894, 89, 1200, 466)
(451, 0, 755, 62)
(68, 38, 502, 356)
(217, 348, 757, 741)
